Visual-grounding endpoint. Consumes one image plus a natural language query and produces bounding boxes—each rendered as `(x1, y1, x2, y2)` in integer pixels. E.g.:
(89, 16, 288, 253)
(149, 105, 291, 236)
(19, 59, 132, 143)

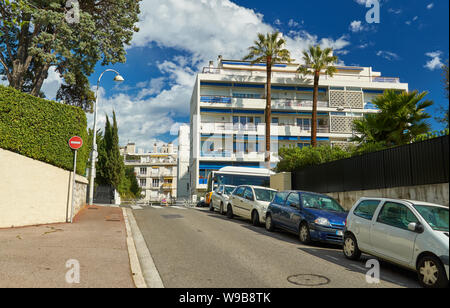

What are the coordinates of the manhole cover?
(287, 274, 330, 286)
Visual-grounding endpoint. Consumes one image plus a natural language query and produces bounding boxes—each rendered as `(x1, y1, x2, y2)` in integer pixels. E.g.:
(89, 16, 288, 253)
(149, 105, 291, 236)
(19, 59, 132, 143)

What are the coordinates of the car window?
(244, 188, 254, 200)
(301, 193, 346, 213)
(377, 202, 419, 230)
(286, 193, 300, 208)
(224, 186, 236, 195)
(353, 200, 381, 221)
(413, 205, 449, 232)
(272, 192, 289, 206)
(234, 186, 245, 197)
(254, 188, 276, 202)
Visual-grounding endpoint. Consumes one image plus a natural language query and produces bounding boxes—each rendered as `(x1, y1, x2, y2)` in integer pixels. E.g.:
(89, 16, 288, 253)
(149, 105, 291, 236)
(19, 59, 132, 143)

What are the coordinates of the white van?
(343, 198, 449, 288)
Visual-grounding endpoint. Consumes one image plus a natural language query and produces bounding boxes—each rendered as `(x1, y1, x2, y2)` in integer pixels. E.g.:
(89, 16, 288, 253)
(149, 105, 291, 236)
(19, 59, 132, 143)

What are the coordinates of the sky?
(40, 0, 450, 152)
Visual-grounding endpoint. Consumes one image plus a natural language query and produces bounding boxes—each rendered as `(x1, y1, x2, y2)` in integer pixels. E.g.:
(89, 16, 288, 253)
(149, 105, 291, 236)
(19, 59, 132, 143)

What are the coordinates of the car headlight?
(315, 217, 332, 227)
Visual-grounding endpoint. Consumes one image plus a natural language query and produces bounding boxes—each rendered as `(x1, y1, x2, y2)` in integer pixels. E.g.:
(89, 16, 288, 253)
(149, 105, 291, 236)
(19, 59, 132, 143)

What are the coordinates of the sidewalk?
(0, 206, 135, 288)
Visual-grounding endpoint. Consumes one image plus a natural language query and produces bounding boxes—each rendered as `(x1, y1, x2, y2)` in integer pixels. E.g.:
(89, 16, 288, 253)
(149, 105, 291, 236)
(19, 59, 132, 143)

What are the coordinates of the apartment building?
(189, 56, 409, 197)
(121, 143, 178, 203)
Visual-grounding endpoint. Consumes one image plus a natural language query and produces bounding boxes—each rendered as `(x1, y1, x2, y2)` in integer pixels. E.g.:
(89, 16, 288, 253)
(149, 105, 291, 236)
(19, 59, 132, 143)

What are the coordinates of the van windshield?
(413, 205, 449, 232)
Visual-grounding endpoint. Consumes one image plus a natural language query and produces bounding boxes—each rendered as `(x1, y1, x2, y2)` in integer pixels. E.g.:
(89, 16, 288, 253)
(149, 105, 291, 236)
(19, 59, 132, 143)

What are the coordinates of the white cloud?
(427, 3, 434, 10)
(388, 8, 402, 14)
(424, 51, 444, 71)
(376, 50, 400, 61)
(349, 20, 364, 32)
(41, 66, 64, 100)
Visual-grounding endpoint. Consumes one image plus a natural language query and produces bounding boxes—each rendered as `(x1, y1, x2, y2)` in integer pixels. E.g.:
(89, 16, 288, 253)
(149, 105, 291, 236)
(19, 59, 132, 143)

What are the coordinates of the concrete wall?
(328, 183, 450, 211)
(270, 172, 292, 192)
(0, 148, 88, 228)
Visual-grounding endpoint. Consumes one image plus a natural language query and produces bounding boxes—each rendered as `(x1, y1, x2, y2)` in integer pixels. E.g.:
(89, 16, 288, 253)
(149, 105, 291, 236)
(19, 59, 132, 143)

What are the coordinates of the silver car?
(210, 185, 236, 215)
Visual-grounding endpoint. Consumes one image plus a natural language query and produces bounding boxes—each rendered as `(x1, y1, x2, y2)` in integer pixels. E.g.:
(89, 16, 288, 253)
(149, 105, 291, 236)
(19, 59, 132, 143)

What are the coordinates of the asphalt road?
(131, 205, 420, 288)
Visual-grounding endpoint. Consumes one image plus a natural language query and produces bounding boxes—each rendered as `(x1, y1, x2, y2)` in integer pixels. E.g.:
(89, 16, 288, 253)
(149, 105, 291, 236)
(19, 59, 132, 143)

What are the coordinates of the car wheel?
(252, 211, 260, 227)
(265, 214, 274, 232)
(227, 204, 233, 219)
(220, 202, 225, 215)
(417, 255, 449, 288)
(299, 222, 312, 245)
(343, 233, 361, 261)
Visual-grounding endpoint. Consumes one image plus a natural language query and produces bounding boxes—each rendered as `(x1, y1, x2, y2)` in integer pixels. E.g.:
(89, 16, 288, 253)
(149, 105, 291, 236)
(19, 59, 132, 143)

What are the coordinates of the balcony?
(200, 122, 330, 135)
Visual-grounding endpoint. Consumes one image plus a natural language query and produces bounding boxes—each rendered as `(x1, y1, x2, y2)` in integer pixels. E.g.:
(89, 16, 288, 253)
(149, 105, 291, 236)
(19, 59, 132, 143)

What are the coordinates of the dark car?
(265, 191, 348, 245)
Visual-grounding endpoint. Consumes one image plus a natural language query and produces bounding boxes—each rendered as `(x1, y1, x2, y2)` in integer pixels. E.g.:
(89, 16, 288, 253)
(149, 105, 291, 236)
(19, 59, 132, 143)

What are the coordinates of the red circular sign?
(69, 136, 83, 150)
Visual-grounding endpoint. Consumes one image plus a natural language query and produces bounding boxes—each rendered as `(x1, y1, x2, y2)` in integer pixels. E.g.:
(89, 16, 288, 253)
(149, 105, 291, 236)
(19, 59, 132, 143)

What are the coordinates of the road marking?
(151, 205, 164, 209)
(171, 206, 187, 210)
(349, 264, 366, 271)
(326, 255, 339, 261)
(131, 205, 143, 210)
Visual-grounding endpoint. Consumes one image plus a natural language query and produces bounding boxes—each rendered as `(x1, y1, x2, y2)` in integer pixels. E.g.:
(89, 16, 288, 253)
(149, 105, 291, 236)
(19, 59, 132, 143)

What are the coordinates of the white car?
(210, 185, 236, 215)
(227, 185, 277, 226)
(343, 197, 449, 288)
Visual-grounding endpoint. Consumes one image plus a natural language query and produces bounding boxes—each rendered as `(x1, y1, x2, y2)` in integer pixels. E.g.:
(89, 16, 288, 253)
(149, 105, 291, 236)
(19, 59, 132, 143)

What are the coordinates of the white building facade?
(189, 57, 409, 197)
(177, 125, 191, 201)
(121, 143, 178, 203)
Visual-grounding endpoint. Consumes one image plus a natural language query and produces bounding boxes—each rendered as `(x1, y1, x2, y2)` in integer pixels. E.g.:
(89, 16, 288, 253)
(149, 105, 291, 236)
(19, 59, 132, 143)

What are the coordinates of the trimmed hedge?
(0, 85, 89, 175)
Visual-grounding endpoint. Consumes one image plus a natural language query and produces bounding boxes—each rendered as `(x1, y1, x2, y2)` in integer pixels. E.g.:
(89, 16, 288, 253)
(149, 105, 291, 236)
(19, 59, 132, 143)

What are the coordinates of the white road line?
(349, 263, 366, 271)
(171, 206, 187, 210)
(131, 205, 143, 210)
(151, 205, 164, 209)
(326, 255, 339, 261)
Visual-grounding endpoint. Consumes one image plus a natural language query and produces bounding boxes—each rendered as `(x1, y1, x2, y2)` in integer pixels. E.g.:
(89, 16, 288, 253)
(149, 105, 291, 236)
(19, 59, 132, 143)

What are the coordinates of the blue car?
(265, 191, 348, 245)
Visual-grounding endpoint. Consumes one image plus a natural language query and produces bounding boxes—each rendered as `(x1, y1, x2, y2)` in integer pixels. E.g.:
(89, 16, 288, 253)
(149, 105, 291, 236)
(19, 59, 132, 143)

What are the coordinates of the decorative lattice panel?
(329, 91, 364, 109)
(331, 141, 352, 150)
(330, 116, 358, 133)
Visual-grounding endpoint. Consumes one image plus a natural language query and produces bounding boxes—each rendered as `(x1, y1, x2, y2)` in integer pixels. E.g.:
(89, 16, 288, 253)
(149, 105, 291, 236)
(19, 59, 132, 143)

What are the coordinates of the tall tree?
(243, 32, 293, 167)
(0, 0, 140, 109)
(435, 60, 449, 128)
(352, 90, 433, 147)
(298, 46, 338, 147)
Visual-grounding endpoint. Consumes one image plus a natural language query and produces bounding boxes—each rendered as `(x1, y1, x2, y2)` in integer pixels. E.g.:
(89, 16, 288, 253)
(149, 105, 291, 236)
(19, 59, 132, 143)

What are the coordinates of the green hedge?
(0, 85, 89, 175)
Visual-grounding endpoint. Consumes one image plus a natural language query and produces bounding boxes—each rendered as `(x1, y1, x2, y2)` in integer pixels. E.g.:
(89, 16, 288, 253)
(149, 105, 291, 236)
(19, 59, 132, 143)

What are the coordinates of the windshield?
(414, 205, 449, 232)
(224, 186, 236, 195)
(254, 188, 276, 202)
(301, 193, 346, 213)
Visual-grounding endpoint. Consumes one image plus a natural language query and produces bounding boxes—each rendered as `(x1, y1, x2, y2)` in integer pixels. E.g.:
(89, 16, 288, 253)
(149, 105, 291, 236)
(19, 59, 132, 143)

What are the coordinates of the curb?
(122, 208, 147, 288)
(124, 208, 165, 288)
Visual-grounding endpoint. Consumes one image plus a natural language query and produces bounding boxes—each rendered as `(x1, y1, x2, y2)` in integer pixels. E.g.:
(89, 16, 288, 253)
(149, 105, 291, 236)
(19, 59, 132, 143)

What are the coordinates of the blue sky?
(73, 0, 449, 152)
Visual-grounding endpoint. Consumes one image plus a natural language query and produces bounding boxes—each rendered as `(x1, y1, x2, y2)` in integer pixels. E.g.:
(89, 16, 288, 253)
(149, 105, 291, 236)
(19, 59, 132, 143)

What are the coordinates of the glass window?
(413, 205, 449, 232)
(224, 186, 236, 195)
(301, 193, 346, 213)
(254, 188, 276, 202)
(354, 200, 381, 220)
(272, 117, 279, 124)
(286, 193, 300, 208)
(255, 117, 262, 124)
(234, 186, 245, 197)
(272, 192, 289, 206)
(244, 187, 254, 200)
(377, 202, 419, 230)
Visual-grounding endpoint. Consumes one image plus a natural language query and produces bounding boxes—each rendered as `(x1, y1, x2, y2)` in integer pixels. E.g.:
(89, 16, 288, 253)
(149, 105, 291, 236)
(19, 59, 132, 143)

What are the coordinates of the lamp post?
(88, 69, 124, 206)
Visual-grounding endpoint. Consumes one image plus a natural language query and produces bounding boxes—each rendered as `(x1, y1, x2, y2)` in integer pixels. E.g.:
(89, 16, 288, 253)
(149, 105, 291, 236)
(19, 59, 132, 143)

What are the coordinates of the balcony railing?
(200, 122, 330, 134)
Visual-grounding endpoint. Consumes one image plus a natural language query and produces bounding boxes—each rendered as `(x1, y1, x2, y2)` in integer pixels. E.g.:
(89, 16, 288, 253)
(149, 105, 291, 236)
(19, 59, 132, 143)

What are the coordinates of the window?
(353, 200, 381, 220)
(140, 167, 147, 175)
(286, 193, 300, 208)
(139, 179, 146, 187)
(244, 187, 254, 200)
(152, 179, 159, 187)
(272, 192, 289, 206)
(377, 202, 419, 230)
(254, 188, 276, 202)
(234, 186, 245, 197)
(272, 117, 279, 124)
(413, 205, 449, 232)
(301, 193, 346, 212)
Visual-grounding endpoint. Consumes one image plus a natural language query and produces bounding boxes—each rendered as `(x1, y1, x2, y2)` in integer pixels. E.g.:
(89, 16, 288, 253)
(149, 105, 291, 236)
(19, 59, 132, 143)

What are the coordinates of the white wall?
(0, 149, 88, 228)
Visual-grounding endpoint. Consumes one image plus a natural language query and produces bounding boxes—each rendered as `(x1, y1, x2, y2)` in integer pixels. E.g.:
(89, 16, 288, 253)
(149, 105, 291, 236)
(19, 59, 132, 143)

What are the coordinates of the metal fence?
(292, 135, 449, 193)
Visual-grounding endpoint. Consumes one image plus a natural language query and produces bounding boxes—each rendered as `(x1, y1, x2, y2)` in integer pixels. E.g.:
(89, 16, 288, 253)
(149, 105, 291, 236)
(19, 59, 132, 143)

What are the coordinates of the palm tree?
(243, 32, 293, 167)
(352, 90, 433, 146)
(298, 46, 338, 147)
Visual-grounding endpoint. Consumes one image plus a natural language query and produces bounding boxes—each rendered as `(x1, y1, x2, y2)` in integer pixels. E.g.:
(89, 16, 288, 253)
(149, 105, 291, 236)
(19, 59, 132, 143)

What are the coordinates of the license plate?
(336, 230, 344, 236)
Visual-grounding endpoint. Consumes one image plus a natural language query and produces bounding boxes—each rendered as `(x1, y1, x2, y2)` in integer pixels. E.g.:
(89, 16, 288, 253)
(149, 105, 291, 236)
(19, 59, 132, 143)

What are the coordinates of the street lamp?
(88, 69, 124, 206)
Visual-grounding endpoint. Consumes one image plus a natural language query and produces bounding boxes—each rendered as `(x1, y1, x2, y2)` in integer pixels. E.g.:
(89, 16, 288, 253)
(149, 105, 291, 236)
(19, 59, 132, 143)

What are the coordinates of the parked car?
(343, 197, 449, 288)
(227, 185, 277, 226)
(265, 191, 348, 245)
(210, 185, 236, 214)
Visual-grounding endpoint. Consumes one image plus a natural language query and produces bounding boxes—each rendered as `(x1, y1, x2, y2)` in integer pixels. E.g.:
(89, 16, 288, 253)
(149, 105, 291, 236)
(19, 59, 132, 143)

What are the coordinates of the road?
(130, 204, 420, 288)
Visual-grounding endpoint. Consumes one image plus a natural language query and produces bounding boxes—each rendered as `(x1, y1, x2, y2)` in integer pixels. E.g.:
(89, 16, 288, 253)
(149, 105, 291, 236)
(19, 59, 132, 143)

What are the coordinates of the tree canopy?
(0, 0, 140, 111)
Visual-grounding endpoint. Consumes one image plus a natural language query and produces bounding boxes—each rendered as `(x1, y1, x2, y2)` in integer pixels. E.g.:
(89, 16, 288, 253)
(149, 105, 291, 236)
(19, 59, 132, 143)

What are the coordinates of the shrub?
(0, 85, 89, 175)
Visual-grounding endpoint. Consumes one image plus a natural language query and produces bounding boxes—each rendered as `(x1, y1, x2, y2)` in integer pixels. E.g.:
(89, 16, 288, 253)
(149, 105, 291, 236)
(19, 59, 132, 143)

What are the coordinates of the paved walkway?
(0, 206, 135, 288)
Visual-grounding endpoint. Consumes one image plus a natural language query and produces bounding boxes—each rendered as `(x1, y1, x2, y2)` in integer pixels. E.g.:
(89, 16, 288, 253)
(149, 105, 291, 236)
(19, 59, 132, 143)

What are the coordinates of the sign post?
(68, 136, 83, 223)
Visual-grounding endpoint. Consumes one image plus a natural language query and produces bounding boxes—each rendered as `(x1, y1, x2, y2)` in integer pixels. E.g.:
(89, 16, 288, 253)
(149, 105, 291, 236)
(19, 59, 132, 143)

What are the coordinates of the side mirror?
(408, 222, 424, 233)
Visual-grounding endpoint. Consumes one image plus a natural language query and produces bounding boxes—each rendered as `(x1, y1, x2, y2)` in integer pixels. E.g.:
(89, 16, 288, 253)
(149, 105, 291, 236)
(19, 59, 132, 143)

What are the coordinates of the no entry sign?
(69, 136, 83, 150)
